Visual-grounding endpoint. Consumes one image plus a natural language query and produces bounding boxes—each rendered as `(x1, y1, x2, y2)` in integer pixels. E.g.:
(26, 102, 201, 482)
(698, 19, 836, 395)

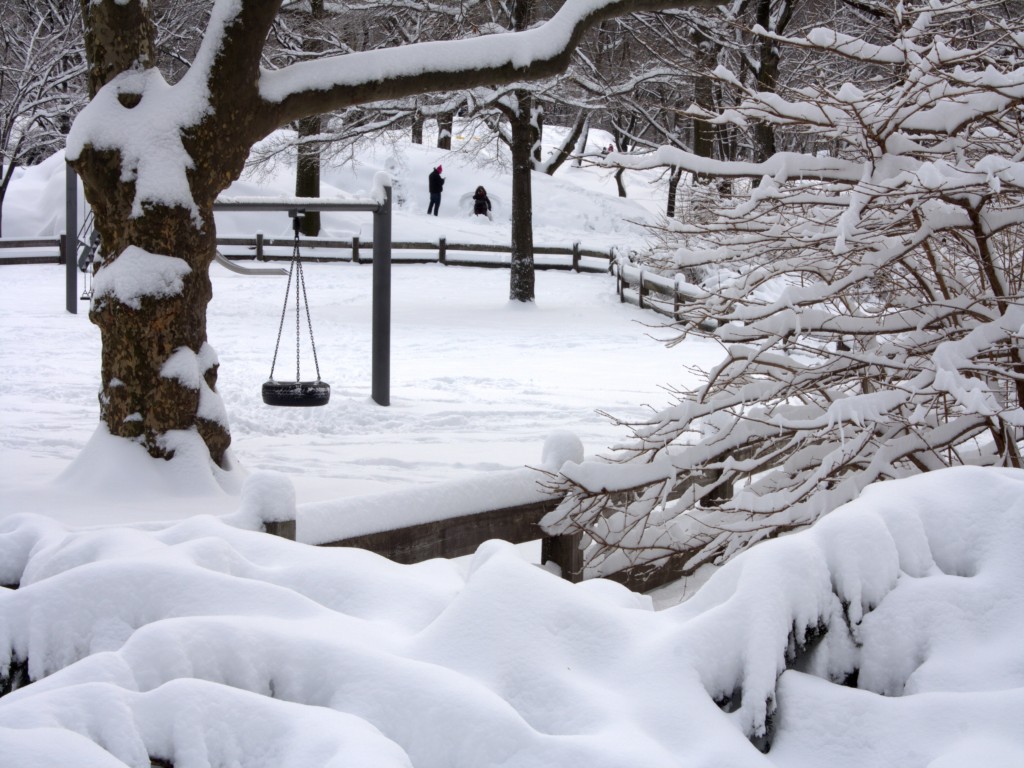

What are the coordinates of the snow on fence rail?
(615, 261, 704, 321)
(257, 432, 742, 592)
(258, 433, 588, 581)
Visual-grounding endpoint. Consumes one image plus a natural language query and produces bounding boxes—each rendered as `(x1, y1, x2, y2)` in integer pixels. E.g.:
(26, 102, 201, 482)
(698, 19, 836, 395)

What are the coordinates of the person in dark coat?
(427, 165, 444, 215)
(472, 185, 492, 219)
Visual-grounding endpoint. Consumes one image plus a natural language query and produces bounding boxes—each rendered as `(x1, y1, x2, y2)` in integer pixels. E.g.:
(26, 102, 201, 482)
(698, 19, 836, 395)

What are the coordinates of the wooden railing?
(262, 435, 742, 593)
(614, 261, 704, 320)
(0, 235, 615, 274)
(0, 238, 63, 264)
(218, 235, 614, 273)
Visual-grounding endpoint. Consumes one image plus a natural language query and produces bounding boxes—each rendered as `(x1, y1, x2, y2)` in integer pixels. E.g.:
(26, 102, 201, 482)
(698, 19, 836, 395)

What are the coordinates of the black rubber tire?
(262, 380, 331, 407)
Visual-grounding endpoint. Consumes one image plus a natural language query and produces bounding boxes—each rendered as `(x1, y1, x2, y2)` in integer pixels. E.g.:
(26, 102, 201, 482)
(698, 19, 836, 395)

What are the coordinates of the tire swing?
(263, 213, 331, 407)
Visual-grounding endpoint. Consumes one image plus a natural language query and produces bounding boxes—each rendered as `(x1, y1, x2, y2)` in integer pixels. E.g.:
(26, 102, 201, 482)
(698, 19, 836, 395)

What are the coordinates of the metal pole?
(65, 163, 78, 314)
(371, 185, 392, 406)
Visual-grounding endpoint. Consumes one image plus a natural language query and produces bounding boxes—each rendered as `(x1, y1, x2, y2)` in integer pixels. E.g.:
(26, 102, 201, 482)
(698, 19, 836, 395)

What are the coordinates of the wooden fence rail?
(314, 499, 585, 583)
(0, 235, 615, 274)
(0, 238, 63, 265)
(614, 262, 704, 321)
(264, 442, 742, 593)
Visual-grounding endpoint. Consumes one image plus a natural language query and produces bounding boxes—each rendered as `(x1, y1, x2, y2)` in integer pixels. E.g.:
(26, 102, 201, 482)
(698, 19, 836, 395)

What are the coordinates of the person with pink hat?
(427, 165, 445, 215)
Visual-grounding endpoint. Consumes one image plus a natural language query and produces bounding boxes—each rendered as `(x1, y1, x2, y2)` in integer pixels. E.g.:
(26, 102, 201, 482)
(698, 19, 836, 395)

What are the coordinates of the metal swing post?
(65, 163, 78, 314)
(372, 185, 392, 406)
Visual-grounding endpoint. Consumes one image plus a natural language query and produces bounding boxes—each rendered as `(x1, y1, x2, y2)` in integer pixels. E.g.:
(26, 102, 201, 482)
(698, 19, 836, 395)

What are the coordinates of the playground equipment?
(64, 164, 394, 407)
(262, 212, 331, 407)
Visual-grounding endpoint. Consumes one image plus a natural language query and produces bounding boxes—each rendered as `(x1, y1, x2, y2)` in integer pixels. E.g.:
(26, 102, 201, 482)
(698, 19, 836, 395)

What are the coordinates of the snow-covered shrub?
(546, 1, 1024, 578)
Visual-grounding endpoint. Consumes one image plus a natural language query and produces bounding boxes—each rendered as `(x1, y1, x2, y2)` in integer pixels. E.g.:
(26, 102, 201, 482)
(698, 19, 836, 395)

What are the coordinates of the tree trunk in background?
(436, 111, 453, 149)
(293, 0, 325, 235)
(667, 166, 682, 218)
(531, 102, 544, 165)
(750, 0, 791, 168)
(0, 162, 15, 236)
(505, 0, 538, 302)
(411, 109, 424, 144)
(508, 88, 538, 302)
(295, 114, 321, 235)
(691, 73, 715, 181)
(615, 168, 627, 197)
(573, 117, 589, 166)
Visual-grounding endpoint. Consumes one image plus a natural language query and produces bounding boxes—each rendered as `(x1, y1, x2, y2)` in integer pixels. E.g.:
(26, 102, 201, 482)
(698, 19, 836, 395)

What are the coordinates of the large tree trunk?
(71, 0, 271, 468)
(750, 0, 791, 166)
(73, 148, 232, 466)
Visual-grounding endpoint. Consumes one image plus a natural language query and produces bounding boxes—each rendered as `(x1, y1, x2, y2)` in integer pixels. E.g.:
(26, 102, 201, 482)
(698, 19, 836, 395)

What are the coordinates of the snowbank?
(1, 466, 1021, 767)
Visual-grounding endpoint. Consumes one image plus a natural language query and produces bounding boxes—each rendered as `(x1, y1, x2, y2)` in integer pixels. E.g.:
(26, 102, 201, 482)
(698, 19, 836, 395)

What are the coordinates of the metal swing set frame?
(63, 164, 394, 407)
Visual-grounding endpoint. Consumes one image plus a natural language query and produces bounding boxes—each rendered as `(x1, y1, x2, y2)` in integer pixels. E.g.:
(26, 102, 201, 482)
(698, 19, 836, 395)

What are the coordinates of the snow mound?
(2, 466, 1022, 767)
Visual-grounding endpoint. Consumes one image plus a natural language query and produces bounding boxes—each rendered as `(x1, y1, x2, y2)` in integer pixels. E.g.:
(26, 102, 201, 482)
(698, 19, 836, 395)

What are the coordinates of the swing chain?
(268, 254, 294, 380)
(268, 213, 322, 382)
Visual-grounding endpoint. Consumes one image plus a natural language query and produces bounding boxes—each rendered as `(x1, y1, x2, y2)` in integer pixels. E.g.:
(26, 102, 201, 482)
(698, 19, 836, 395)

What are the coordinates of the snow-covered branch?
(547, 1, 1024, 577)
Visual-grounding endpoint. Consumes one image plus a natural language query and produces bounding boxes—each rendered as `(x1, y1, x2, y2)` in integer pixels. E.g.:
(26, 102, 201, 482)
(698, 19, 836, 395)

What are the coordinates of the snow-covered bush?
(546, 1, 1024, 578)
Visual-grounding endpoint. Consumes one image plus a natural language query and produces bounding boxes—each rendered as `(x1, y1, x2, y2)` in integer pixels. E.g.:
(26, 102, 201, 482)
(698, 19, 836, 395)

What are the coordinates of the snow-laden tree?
(70, 0, 721, 477)
(544, 0, 1024, 581)
(0, 0, 86, 236)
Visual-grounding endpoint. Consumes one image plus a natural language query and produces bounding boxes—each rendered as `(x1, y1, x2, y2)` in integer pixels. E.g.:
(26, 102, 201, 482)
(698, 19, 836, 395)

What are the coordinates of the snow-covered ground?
(2, 127, 1022, 767)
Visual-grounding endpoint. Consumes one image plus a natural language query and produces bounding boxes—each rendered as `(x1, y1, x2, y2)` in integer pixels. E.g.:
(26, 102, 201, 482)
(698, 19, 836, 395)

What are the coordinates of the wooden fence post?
(572, 242, 580, 272)
(264, 519, 296, 540)
(618, 266, 625, 303)
(255, 232, 264, 261)
(438, 237, 447, 264)
(673, 276, 680, 320)
(541, 531, 584, 583)
(352, 236, 361, 264)
(638, 270, 646, 309)
(702, 468, 734, 507)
